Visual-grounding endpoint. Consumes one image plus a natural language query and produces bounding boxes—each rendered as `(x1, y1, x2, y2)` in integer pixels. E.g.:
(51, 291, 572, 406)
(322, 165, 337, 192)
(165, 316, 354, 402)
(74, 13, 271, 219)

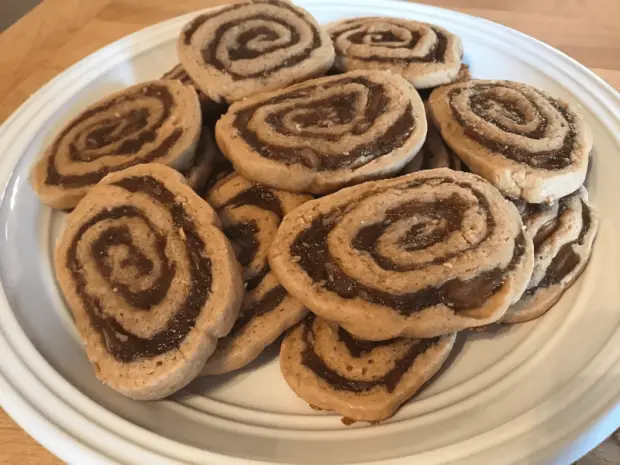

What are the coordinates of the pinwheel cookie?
(216, 70, 427, 194)
(31, 80, 201, 209)
(54, 164, 244, 399)
(428, 79, 592, 203)
(269, 168, 535, 339)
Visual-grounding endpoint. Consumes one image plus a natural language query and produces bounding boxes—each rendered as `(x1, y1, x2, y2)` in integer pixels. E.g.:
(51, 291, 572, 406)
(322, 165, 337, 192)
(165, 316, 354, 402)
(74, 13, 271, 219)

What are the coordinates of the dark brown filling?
(224, 185, 284, 217)
(233, 76, 415, 170)
(528, 199, 592, 292)
(449, 84, 576, 170)
(66, 175, 212, 362)
(46, 84, 182, 188)
(228, 285, 288, 337)
(221, 185, 285, 269)
(301, 317, 441, 392)
(337, 326, 396, 357)
(224, 221, 259, 267)
(332, 27, 449, 64)
(184, 1, 323, 81)
(352, 193, 469, 270)
(290, 177, 525, 315)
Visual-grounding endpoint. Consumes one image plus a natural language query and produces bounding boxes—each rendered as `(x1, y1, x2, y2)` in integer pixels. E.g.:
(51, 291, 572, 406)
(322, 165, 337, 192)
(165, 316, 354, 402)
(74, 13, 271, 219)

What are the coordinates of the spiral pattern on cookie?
(269, 168, 534, 339)
(206, 173, 312, 283)
(503, 187, 598, 323)
(328, 18, 463, 88)
(216, 70, 427, 194)
(56, 165, 242, 367)
(280, 316, 456, 421)
(428, 80, 592, 202)
(179, 0, 335, 103)
(32, 80, 201, 209)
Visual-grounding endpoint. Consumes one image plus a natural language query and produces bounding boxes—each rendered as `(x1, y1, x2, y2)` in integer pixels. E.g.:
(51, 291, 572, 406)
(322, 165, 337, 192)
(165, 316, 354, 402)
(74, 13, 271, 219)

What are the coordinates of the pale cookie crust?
(428, 79, 592, 203)
(280, 316, 456, 421)
(269, 168, 535, 340)
(31, 80, 201, 210)
(55, 164, 244, 400)
(328, 17, 463, 89)
(216, 70, 427, 194)
(178, 0, 335, 103)
(503, 187, 598, 323)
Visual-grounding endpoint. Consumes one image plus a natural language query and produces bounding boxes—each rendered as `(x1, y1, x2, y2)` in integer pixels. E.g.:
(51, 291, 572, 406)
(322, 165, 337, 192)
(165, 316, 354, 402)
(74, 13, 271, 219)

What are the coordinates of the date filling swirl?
(230, 75, 417, 170)
(182, 0, 324, 80)
(45, 83, 194, 188)
(301, 317, 441, 393)
(270, 169, 533, 338)
(291, 181, 524, 312)
(447, 82, 581, 170)
(329, 18, 453, 65)
(66, 175, 212, 362)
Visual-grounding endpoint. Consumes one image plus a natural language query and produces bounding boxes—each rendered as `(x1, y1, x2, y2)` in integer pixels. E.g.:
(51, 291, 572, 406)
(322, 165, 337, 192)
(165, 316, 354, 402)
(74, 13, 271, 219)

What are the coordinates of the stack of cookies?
(31, 0, 598, 423)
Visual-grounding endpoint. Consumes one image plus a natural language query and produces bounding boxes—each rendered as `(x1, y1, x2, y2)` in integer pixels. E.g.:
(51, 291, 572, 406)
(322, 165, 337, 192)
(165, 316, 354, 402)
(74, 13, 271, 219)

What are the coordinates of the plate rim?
(1, 1, 619, 464)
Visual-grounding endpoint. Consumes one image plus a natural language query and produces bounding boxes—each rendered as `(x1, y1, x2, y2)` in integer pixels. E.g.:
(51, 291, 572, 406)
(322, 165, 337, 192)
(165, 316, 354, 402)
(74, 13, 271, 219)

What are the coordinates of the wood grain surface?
(0, 0, 618, 463)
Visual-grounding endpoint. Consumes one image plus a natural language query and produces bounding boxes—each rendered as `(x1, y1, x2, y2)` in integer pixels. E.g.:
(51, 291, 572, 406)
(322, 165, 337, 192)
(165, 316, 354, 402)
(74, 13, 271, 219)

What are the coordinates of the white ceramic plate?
(1, 1, 619, 464)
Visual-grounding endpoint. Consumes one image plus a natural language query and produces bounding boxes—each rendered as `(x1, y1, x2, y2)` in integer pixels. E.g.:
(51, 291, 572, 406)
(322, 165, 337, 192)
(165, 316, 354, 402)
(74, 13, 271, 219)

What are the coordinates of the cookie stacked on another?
(29, 4, 600, 425)
(271, 168, 536, 421)
(428, 80, 599, 323)
(200, 173, 312, 375)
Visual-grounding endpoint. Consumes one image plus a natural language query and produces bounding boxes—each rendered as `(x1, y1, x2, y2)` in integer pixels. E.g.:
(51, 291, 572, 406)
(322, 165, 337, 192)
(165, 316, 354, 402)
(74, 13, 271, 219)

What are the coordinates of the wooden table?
(0, 0, 619, 463)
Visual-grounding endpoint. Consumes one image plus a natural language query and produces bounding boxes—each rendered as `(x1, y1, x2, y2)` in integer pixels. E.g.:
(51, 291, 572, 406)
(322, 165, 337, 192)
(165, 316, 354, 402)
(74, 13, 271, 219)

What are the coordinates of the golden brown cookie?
(54, 164, 244, 400)
(328, 17, 463, 89)
(269, 168, 535, 339)
(280, 316, 456, 422)
(178, 0, 335, 103)
(216, 70, 427, 194)
(31, 80, 201, 209)
(200, 173, 311, 374)
(428, 80, 592, 203)
(503, 187, 598, 323)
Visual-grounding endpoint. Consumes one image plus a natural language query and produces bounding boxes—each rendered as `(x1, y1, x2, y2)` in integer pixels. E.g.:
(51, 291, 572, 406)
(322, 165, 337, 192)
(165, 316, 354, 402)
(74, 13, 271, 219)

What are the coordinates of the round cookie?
(503, 187, 598, 323)
(427, 79, 593, 203)
(54, 164, 244, 400)
(328, 17, 463, 89)
(216, 70, 428, 194)
(178, 0, 335, 104)
(179, 125, 218, 193)
(31, 80, 202, 210)
(200, 173, 311, 374)
(161, 63, 227, 123)
(280, 316, 456, 422)
(269, 168, 535, 340)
